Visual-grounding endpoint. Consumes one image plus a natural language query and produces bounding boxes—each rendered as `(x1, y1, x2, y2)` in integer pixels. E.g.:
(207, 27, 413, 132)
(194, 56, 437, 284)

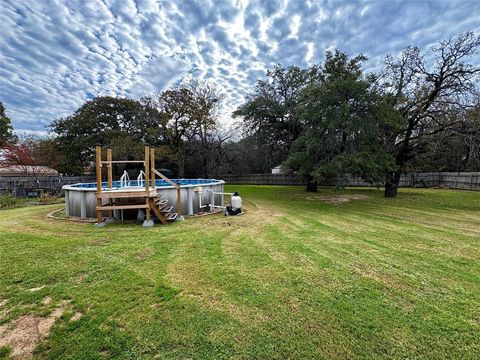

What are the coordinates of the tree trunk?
(177, 160, 185, 178)
(306, 176, 318, 192)
(384, 171, 401, 197)
(202, 152, 209, 178)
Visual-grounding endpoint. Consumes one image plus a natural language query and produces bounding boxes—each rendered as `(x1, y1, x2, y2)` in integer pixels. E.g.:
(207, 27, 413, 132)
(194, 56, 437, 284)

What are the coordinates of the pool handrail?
(120, 170, 130, 188)
(137, 170, 145, 187)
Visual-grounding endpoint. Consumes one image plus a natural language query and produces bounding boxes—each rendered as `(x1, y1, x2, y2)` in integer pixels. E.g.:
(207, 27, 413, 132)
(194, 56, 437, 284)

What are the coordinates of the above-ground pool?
(63, 179, 225, 219)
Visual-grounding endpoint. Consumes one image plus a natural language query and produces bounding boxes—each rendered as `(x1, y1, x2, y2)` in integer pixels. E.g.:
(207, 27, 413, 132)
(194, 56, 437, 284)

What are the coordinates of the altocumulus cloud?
(0, 0, 479, 134)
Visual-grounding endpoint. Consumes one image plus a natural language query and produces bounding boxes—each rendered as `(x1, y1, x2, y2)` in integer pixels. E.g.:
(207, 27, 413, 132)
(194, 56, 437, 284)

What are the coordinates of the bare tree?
(144, 80, 223, 177)
(188, 80, 224, 178)
(382, 32, 480, 197)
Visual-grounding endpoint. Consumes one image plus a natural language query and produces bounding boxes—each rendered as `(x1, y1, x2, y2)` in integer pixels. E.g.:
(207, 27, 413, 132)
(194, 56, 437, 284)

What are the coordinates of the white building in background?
(271, 165, 284, 174)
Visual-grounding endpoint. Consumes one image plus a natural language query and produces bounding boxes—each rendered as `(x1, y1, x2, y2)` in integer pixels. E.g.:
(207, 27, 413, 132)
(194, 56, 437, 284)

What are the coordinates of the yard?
(0, 186, 479, 359)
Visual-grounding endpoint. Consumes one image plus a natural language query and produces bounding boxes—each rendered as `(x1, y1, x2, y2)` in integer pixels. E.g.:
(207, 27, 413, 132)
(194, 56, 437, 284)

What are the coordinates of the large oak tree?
(286, 51, 396, 188)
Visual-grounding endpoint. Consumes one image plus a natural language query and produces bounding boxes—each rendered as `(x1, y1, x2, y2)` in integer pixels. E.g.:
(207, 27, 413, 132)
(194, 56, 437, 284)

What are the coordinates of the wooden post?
(106, 146, 113, 218)
(106, 146, 112, 190)
(95, 145, 103, 224)
(144, 145, 150, 221)
(150, 147, 155, 189)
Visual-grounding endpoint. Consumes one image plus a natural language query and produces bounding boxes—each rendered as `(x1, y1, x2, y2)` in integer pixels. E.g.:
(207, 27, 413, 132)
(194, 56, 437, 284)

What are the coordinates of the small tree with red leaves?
(0, 139, 62, 175)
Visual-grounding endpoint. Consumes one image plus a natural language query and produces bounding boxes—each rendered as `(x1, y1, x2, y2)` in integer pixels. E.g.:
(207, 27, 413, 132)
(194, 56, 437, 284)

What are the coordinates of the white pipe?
(207, 189, 230, 211)
(199, 192, 207, 208)
(202, 189, 233, 197)
(195, 187, 230, 210)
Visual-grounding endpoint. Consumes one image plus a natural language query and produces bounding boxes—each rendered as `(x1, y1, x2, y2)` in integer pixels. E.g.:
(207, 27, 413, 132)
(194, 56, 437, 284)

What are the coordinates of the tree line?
(1, 80, 233, 179)
(1, 32, 479, 197)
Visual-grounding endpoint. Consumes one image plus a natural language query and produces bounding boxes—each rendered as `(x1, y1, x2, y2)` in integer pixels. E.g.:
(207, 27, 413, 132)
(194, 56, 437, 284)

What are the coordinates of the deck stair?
(161, 206, 173, 214)
(154, 198, 168, 207)
(148, 192, 178, 225)
(167, 213, 178, 221)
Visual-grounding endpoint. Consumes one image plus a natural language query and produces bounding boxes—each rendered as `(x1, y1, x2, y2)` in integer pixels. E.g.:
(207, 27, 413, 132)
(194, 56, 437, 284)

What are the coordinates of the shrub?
(0, 194, 25, 209)
(39, 192, 57, 204)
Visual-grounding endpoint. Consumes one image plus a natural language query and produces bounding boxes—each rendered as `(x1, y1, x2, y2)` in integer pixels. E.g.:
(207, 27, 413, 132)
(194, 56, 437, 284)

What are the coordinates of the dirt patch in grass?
(46, 209, 96, 223)
(186, 208, 223, 218)
(219, 220, 234, 227)
(42, 296, 52, 305)
(70, 312, 82, 321)
(75, 273, 87, 284)
(0, 301, 68, 359)
(46, 208, 68, 220)
(307, 194, 369, 204)
(136, 248, 154, 260)
(99, 348, 111, 357)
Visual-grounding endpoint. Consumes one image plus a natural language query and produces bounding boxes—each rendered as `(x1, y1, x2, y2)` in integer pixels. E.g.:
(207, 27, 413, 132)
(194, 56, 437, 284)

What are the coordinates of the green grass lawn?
(0, 186, 479, 359)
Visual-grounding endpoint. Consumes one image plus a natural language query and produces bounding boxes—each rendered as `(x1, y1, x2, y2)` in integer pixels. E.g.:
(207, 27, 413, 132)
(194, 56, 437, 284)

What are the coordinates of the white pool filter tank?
(231, 192, 242, 208)
(225, 192, 242, 216)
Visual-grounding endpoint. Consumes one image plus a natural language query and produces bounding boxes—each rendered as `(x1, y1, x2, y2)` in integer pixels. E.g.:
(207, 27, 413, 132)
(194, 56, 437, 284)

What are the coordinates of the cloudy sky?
(1, 0, 479, 135)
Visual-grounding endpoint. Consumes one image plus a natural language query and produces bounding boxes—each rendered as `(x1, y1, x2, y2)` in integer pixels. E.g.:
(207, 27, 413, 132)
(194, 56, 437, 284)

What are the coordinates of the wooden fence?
(2, 172, 478, 197)
(222, 174, 305, 186)
(0, 176, 95, 197)
(221, 172, 480, 191)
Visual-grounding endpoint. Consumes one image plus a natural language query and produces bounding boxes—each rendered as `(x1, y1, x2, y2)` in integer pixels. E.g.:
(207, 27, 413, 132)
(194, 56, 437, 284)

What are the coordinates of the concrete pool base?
(142, 219, 154, 227)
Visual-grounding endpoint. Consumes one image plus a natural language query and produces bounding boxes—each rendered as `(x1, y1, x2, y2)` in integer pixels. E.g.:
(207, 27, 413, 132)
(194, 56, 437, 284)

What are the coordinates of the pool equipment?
(225, 192, 242, 216)
(194, 187, 242, 215)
